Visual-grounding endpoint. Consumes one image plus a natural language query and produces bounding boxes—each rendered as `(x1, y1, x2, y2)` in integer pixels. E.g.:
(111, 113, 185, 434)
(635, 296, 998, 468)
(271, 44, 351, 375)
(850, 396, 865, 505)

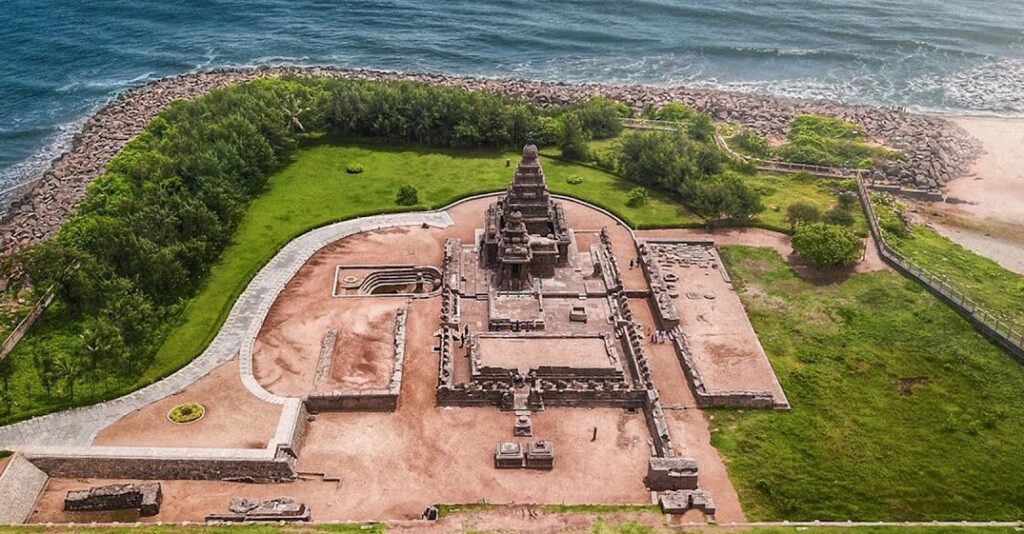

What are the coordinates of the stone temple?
(482, 144, 571, 291)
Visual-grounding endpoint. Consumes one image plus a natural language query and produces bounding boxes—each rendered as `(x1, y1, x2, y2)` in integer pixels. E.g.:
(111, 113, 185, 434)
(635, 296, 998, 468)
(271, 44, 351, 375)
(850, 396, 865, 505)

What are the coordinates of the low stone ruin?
(646, 457, 699, 491)
(659, 489, 716, 516)
(494, 440, 554, 470)
(63, 483, 162, 517)
(525, 440, 555, 470)
(206, 497, 310, 522)
(513, 412, 533, 436)
(494, 442, 524, 469)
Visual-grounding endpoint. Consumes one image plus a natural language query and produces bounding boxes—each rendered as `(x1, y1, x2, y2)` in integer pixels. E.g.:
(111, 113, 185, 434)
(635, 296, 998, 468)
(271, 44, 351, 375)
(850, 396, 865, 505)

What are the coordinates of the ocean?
(1, 0, 1023, 189)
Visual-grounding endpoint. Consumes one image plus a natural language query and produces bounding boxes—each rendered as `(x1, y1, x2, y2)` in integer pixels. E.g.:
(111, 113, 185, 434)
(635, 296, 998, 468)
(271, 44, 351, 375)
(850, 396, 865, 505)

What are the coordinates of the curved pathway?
(0, 211, 453, 449)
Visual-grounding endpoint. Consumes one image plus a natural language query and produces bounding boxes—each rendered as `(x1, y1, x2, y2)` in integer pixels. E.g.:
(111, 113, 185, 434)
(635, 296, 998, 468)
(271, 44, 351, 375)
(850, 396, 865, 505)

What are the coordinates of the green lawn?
(743, 173, 867, 236)
(711, 246, 1024, 521)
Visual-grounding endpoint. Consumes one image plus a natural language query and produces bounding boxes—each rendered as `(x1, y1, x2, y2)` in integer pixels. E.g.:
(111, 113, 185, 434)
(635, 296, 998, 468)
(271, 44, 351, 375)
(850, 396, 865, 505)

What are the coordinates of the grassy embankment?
(873, 194, 1024, 326)
(711, 246, 1024, 521)
(721, 115, 901, 169)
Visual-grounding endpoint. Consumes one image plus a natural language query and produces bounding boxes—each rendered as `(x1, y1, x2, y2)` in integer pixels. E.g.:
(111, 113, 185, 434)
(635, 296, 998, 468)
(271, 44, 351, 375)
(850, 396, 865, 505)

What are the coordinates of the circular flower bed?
(167, 402, 205, 424)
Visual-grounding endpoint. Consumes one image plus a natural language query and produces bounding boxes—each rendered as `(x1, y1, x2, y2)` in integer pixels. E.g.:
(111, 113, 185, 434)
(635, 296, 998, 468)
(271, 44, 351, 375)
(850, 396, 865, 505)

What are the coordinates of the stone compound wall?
(640, 238, 783, 410)
(25, 449, 296, 483)
(304, 304, 408, 413)
(0, 454, 49, 524)
(0, 66, 979, 259)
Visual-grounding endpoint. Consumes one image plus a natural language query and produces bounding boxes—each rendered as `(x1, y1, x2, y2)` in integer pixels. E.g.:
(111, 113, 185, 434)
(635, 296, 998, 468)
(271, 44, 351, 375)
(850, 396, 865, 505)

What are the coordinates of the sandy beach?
(920, 116, 1024, 273)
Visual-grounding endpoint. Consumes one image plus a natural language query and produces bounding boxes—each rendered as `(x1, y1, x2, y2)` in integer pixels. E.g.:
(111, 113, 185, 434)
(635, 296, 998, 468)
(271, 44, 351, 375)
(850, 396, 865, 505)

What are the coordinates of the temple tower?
(482, 145, 572, 291)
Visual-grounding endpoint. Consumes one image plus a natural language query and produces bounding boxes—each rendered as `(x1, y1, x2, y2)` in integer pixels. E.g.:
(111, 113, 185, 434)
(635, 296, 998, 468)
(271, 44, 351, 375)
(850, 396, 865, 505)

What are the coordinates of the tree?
(557, 113, 590, 161)
(53, 354, 82, 400)
(786, 201, 822, 231)
(570, 97, 626, 139)
(627, 187, 650, 207)
(792, 223, 862, 268)
(0, 356, 12, 392)
(395, 185, 419, 206)
(32, 351, 57, 398)
(688, 175, 764, 226)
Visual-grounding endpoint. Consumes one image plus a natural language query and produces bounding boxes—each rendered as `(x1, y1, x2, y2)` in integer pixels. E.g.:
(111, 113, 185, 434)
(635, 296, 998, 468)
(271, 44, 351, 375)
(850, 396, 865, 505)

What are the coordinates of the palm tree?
(283, 95, 309, 134)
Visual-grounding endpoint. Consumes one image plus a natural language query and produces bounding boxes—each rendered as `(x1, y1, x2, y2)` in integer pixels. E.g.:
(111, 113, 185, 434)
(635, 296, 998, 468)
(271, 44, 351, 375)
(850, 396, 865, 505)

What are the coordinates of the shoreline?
(0, 65, 984, 258)
(912, 115, 1024, 275)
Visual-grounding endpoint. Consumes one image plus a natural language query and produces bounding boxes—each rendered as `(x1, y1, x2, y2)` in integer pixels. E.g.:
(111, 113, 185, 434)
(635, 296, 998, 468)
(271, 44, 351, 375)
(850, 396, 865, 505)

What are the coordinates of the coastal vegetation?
(723, 115, 902, 169)
(791, 223, 862, 267)
(713, 246, 1024, 520)
(872, 194, 1024, 326)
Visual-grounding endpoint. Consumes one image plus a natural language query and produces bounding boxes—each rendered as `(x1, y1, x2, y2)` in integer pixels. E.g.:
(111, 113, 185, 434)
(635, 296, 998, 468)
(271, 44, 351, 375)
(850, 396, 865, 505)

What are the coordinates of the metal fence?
(856, 178, 1024, 361)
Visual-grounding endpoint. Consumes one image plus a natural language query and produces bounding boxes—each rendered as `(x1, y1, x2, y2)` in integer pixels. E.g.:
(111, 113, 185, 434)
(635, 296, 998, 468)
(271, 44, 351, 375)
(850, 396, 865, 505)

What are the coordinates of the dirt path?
(923, 116, 1024, 274)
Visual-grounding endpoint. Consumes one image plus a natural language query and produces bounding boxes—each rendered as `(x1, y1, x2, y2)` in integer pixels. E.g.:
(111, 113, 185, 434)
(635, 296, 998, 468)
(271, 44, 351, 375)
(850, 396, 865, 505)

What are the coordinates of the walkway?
(0, 211, 453, 449)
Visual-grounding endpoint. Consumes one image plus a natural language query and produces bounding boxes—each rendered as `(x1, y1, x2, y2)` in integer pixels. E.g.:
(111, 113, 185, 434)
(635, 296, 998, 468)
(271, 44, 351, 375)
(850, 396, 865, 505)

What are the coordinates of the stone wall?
(26, 450, 295, 482)
(0, 454, 49, 524)
(304, 391, 398, 412)
(304, 304, 407, 413)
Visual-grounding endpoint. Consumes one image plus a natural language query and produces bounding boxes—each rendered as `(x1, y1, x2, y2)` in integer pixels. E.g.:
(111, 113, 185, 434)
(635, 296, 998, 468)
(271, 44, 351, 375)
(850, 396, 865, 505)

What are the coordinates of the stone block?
(646, 457, 698, 491)
(64, 483, 162, 517)
(513, 412, 533, 437)
(494, 441, 524, 468)
(525, 440, 554, 470)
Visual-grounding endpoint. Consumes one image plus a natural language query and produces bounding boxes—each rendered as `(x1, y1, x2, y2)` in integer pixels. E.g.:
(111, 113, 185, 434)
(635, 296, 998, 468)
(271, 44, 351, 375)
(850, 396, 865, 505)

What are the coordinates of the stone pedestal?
(525, 440, 554, 470)
(494, 442, 524, 468)
(646, 457, 698, 491)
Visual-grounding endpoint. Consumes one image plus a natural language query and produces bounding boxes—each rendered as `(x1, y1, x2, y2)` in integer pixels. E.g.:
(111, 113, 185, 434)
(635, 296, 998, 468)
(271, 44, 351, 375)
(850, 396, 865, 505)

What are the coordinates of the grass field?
(875, 204, 1024, 329)
(711, 246, 1024, 521)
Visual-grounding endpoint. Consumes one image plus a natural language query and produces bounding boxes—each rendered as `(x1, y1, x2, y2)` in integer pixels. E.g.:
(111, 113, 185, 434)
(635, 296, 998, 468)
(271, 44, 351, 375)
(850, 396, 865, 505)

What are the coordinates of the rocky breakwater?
(0, 65, 982, 259)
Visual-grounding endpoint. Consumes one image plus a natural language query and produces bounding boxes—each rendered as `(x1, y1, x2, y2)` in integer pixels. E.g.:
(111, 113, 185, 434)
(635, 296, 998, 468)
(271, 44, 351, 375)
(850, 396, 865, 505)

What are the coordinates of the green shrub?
(345, 163, 364, 174)
(168, 402, 204, 424)
(395, 184, 419, 206)
(566, 175, 584, 185)
(792, 223, 862, 267)
(569, 96, 627, 139)
(733, 130, 772, 159)
(688, 174, 764, 225)
(557, 113, 591, 161)
(786, 201, 822, 231)
(627, 187, 650, 207)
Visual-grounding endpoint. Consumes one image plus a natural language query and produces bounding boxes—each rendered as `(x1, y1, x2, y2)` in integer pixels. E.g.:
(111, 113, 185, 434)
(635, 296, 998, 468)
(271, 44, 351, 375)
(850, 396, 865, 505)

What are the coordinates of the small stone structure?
(494, 440, 554, 470)
(332, 265, 442, 298)
(659, 489, 716, 516)
(64, 483, 162, 517)
(494, 442, 525, 469)
(525, 440, 555, 470)
(206, 497, 310, 522)
(646, 457, 698, 491)
(513, 412, 533, 436)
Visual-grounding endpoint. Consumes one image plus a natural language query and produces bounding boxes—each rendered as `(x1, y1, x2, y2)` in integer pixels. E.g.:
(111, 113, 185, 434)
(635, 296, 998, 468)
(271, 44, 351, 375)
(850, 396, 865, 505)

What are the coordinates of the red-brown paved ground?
(629, 297, 746, 523)
(93, 360, 281, 449)
(253, 226, 449, 397)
